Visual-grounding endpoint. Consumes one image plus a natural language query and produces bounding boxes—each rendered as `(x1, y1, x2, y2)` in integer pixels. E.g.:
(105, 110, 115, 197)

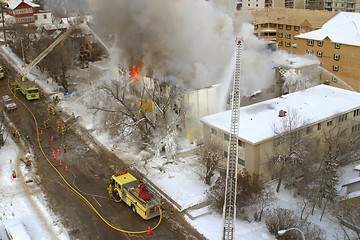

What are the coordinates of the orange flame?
(130, 65, 142, 81)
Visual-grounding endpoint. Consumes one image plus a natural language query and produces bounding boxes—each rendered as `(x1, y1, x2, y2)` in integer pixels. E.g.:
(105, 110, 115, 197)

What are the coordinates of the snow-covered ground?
(0, 135, 70, 240)
(1, 45, 359, 239)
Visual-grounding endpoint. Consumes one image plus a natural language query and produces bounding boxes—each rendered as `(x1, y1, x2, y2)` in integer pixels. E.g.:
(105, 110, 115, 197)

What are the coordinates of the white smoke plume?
(93, 0, 249, 89)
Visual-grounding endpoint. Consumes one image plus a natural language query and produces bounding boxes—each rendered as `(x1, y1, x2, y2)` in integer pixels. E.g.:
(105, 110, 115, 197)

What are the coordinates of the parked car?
(4, 219, 31, 240)
(1, 95, 17, 111)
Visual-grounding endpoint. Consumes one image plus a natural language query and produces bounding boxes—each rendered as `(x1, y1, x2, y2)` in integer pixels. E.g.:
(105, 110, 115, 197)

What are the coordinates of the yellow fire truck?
(14, 77, 40, 100)
(108, 172, 163, 220)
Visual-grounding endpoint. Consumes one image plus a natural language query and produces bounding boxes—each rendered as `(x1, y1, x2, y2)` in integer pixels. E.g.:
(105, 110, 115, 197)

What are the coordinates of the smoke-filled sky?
(93, 0, 245, 89)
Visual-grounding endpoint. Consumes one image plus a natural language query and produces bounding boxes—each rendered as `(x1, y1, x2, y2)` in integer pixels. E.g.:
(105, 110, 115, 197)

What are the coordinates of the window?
(278, 24, 283, 29)
(285, 42, 291, 47)
(332, 76, 338, 82)
(317, 51, 322, 57)
(278, 32, 283, 38)
(307, 39, 314, 46)
(278, 41, 283, 46)
(286, 25, 291, 30)
(261, 24, 268, 28)
(333, 65, 339, 72)
(354, 109, 360, 117)
(317, 123, 322, 130)
(306, 126, 313, 134)
(286, 33, 291, 39)
(256, 4, 258, 7)
(352, 124, 360, 133)
(254, 24, 258, 30)
(334, 54, 340, 61)
(339, 113, 348, 122)
(335, 43, 341, 49)
(318, 41, 323, 47)
(44, 14, 47, 19)
(327, 119, 333, 126)
(211, 128, 217, 135)
(238, 158, 245, 166)
(306, 50, 314, 56)
(248, 3, 250, 6)
(294, 26, 300, 31)
(269, 23, 277, 28)
(293, 35, 297, 40)
(238, 139, 245, 148)
(273, 137, 284, 147)
(34, 15, 38, 20)
(224, 133, 230, 141)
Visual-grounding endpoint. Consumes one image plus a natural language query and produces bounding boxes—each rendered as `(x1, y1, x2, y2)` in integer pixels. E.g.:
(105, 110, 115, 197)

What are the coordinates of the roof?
(6, 0, 40, 10)
(200, 84, 360, 144)
(296, 12, 360, 46)
(342, 176, 360, 186)
(112, 172, 137, 185)
(355, 164, 360, 171)
(251, 7, 335, 29)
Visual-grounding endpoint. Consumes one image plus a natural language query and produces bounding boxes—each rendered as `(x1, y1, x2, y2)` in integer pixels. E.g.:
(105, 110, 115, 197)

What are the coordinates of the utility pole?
(0, 0, 6, 46)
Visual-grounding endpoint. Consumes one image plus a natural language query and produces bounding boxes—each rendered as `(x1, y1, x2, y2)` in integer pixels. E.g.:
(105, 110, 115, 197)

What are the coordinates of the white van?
(4, 219, 31, 240)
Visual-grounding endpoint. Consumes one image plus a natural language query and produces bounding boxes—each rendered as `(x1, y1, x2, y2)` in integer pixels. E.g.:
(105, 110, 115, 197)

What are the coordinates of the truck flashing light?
(115, 171, 128, 177)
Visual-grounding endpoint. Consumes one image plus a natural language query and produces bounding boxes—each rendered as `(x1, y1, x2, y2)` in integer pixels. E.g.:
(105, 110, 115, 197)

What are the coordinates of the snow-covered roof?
(6, 0, 40, 9)
(342, 176, 360, 186)
(280, 55, 319, 69)
(355, 164, 360, 171)
(201, 84, 360, 144)
(297, 12, 360, 46)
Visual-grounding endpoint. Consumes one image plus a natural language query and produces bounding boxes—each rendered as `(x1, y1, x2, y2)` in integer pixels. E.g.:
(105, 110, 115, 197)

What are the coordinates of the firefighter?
(61, 125, 66, 137)
(107, 184, 113, 198)
(40, 91, 45, 98)
(44, 118, 48, 129)
(11, 127, 16, 137)
(12, 170, 16, 179)
(169, 205, 175, 218)
(51, 105, 55, 115)
(72, 112, 76, 122)
(47, 105, 51, 115)
(61, 143, 67, 153)
(15, 131, 20, 143)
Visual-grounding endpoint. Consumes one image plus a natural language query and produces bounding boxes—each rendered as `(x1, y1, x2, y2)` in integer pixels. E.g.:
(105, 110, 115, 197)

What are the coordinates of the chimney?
(278, 110, 287, 117)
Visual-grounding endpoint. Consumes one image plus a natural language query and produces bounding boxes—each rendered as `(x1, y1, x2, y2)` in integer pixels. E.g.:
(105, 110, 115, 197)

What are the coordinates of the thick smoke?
(93, 0, 246, 89)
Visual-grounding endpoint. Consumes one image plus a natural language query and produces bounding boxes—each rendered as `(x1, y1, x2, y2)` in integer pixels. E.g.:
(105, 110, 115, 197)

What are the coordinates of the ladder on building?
(21, 28, 74, 77)
(222, 38, 242, 240)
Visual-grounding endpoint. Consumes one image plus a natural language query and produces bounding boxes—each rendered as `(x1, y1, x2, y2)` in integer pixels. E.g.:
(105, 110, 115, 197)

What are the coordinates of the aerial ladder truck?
(13, 29, 73, 100)
(222, 38, 243, 240)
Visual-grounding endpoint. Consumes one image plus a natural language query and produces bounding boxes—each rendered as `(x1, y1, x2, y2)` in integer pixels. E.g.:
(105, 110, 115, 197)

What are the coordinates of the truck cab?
(109, 172, 163, 220)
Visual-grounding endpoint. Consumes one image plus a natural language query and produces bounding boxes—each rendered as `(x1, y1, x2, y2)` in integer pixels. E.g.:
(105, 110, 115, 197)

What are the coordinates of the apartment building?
(201, 85, 360, 180)
(252, 8, 335, 53)
(295, 12, 360, 92)
(236, 0, 266, 10)
(6, 0, 52, 25)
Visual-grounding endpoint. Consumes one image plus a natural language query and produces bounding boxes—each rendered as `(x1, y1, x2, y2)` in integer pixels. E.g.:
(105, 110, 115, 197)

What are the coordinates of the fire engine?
(14, 77, 40, 100)
(108, 172, 163, 220)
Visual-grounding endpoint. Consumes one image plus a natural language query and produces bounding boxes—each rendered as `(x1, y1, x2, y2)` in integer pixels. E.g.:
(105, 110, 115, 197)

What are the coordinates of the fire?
(130, 65, 142, 81)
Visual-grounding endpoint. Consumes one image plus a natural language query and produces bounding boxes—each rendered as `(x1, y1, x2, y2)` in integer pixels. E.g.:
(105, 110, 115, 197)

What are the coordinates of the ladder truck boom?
(222, 38, 243, 240)
(21, 28, 73, 77)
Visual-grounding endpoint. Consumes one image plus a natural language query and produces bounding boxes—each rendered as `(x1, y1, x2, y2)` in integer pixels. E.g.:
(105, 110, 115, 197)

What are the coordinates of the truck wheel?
(113, 190, 120, 201)
(131, 204, 136, 213)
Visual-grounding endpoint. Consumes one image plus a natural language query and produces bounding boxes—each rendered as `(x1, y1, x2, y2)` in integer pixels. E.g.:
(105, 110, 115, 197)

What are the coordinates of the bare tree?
(272, 109, 309, 192)
(90, 74, 185, 153)
(198, 138, 222, 185)
(8, 24, 38, 63)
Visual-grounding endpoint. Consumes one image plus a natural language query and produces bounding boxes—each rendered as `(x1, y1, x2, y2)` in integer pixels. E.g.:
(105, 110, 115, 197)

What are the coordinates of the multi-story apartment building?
(201, 85, 360, 180)
(236, 0, 266, 10)
(252, 8, 335, 54)
(307, 0, 360, 12)
(295, 12, 360, 92)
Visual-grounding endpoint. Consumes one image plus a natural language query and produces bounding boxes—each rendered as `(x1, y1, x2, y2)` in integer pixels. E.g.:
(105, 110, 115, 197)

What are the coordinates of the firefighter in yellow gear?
(169, 205, 175, 218)
(44, 119, 48, 129)
(11, 127, 16, 137)
(61, 143, 67, 153)
(15, 131, 20, 143)
(107, 184, 113, 198)
(47, 105, 51, 115)
(72, 112, 76, 122)
(51, 105, 55, 115)
(40, 91, 45, 98)
(57, 119, 62, 128)
(61, 125, 66, 137)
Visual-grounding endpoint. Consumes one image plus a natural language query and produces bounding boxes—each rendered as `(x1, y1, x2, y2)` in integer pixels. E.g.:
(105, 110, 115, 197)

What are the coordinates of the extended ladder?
(222, 38, 242, 240)
(21, 28, 74, 77)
